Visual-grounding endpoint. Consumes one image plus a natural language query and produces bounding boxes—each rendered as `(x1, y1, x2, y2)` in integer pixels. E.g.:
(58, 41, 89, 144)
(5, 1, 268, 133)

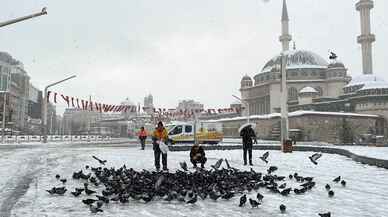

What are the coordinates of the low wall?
(169, 144, 388, 169)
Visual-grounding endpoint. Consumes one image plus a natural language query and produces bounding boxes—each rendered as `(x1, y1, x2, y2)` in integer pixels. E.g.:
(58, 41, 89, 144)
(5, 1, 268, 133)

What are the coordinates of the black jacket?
(190, 146, 205, 161)
(240, 127, 257, 148)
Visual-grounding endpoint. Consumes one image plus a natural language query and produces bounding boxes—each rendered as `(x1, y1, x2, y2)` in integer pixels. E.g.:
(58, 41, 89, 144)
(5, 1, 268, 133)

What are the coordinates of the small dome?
(241, 75, 252, 82)
(299, 86, 318, 94)
(121, 97, 135, 106)
(328, 60, 345, 68)
(261, 50, 328, 73)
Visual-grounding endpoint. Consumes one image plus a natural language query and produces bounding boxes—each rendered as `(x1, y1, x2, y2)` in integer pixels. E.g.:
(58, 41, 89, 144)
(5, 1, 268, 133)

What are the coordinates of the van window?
(185, 125, 192, 133)
(170, 125, 183, 135)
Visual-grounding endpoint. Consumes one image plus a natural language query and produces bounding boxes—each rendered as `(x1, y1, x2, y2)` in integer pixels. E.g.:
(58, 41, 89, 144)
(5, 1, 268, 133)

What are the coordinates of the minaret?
(356, 0, 375, 75)
(279, 0, 292, 52)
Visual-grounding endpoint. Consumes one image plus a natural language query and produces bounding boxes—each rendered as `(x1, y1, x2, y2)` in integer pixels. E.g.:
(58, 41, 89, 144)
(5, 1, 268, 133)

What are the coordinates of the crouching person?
(190, 143, 207, 168)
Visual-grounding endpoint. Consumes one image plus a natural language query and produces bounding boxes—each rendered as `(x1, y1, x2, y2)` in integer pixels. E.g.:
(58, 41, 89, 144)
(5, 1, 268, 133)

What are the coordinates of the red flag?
(60, 94, 70, 107)
(46, 91, 51, 102)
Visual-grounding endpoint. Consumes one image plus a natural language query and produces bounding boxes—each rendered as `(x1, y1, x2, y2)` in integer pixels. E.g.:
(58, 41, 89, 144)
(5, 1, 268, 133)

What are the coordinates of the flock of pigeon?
(46, 153, 346, 216)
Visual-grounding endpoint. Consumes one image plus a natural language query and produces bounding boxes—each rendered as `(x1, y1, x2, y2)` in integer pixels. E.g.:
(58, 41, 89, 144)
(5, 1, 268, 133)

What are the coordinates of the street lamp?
(42, 75, 76, 143)
(232, 94, 250, 123)
(0, 7, 47, 28)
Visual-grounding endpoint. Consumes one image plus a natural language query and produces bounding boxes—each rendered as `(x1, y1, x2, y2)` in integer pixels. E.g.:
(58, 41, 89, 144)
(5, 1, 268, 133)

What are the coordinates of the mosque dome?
(261, 50, 328, 73)
(241, 75, 253, 88)
(241, 75, 252, 82)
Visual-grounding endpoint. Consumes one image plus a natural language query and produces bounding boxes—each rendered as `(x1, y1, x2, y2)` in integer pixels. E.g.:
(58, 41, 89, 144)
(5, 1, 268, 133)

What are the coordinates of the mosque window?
(315, 86, 323, 96)
(302, 71, 308, 77)
(311, 70, 317, 76)
(288, 87, 298, 101)
(266, 75, 270, 80)
(320, 71, 325, 78)
(291, 71, 298, 77)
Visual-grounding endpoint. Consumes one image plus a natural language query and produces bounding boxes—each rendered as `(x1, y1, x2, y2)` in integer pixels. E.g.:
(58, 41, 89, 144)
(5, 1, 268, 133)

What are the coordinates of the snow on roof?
(359, 78, 388, 91)
(345, 74, 387, 88)
(299, 86, 318, 94)
(261, 50, 328, 73)
(204, 110, 379, 122)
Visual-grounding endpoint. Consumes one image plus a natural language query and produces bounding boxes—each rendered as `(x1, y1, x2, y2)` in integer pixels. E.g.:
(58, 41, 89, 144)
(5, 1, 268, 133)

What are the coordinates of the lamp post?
(232, 95, 250, 123)
(280, 53, 289, 151)
(0, 8, 47, 28)
(42, 75, 76, 143)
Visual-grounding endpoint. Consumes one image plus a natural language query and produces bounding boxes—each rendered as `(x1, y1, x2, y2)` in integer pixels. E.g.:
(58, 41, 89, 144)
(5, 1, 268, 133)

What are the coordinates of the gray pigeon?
(309, 153, 322, 165)
(179, 162, 188, 171)
(211, 159, 223, 170)
(259, 151, 269, 164)
(155, 175, 165, 190)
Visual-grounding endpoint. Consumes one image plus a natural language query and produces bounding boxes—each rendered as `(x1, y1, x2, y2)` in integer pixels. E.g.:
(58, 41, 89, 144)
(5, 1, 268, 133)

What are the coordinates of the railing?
(0, 135, 112, 143)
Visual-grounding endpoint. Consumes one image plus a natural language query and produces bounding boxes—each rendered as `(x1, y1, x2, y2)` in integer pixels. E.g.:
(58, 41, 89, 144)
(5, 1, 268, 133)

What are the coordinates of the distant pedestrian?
(240, 124, 257, 166)
(152, 121, 169, 171)
(138, 127, 148, 150)
(190, 143, 207, 168)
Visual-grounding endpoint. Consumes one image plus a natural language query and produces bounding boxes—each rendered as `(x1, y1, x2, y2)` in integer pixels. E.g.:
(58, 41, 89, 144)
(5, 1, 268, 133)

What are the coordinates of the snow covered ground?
(0, 145, 387, 217)
(340, 146, 388, 160)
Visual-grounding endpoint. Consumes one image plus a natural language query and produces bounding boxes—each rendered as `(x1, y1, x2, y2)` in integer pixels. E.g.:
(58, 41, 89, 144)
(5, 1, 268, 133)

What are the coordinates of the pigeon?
(46, 188, 57, 195)
(259, 152, 269, 164)
(329, 52, 337, 60)
(280, 204, 287, 213)
(256, 192, 264, 201)
(186, 194, 198, 204)
(55, 174, 60, 179)
(289, 174, 293, 179)
(75, 188, 84, 193)
(319, 212, 331, 217)
(280, 188, 292, 196)
(267, 166, 278, 174)
(89, 205, 103, 213)
(60, 178, 67, 184)
(211, 159, 223, 170)
(325, 184, 331, 191)
(92, 155, 107, 165)
(85, 165, 89, 169)
(96, 201, 104, 209)
(85, 188, 96, 195)
(209, 191, 221, 201)
(333, 176, 341, 183)
(279, 183, 287, 189)
(249, 198, 261, 208)
(239, 194, 247, 207)
(179, 162, 188, 171)
(55, 187, 67, 195)
(221, 191, 234, 200)
(82, 199, 97, 205)
(71, 191, 82, 197)
(328, 190, 335, 197)
(155, 175, 165, 190)
(224, 158, 231, 169)
(309, 153, 322, 165)
(141, 194, 153, 203)
(96, 195, 109, 203)
(341, 180, 346, 187)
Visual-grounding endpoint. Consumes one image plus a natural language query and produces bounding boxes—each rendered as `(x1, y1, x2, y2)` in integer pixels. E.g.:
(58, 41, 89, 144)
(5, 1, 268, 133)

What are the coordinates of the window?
(169, 125, 183, 135)
(291, 71, 298, 77)
(315, 86, 323, 96)
(311, 70, 317, 76)
(288, 87, 298, 101)
(185, 125, 192, 133)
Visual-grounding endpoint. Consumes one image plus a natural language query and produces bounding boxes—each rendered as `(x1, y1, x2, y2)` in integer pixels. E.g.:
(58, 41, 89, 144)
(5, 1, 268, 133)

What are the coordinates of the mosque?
(232, 0, 388, 142)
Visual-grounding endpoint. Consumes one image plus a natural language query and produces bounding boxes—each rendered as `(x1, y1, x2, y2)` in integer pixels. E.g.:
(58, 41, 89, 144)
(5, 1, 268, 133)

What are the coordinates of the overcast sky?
(1, 0, 387, 115)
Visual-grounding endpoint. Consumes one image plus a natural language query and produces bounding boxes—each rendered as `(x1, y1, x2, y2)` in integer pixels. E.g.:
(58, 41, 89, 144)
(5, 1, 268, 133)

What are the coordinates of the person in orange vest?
(152, 121, 169, 171)
(138, 126, 148, 150)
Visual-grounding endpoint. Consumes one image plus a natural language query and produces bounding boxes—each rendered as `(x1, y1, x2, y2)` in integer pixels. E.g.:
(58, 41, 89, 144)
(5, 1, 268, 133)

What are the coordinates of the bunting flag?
(47, 91, 243, 115)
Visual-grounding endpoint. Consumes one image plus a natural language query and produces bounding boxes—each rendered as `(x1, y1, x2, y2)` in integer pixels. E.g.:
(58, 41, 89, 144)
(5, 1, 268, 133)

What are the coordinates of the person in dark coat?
(240, 125, 257, 166)
(190, 143, 207, 168)
(138, 127, 147, 150)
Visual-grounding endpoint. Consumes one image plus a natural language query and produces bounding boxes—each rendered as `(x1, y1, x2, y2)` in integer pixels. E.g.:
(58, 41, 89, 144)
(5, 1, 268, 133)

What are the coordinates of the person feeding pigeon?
(152, 121, 169, 171)
(190, 143, 207, 168)
(138, 126, 148, 150)
(239, 123, 258, 166)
